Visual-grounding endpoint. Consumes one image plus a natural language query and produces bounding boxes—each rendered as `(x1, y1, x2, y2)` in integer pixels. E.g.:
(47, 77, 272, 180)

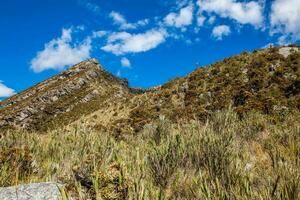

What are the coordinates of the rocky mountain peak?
(0, 59, 131, 130)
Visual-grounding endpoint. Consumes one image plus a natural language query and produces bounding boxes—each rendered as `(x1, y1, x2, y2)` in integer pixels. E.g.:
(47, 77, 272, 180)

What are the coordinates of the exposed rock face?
(0, 182, 63, 200)
(0, 59, 131, 130)
(279, 46, 299, 58)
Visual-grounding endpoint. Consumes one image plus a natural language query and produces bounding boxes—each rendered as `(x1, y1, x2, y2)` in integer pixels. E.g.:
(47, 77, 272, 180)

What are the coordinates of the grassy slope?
(0, 46, 299, 199)
(0, 109, 299, 199)
(83, 46, 300, 136)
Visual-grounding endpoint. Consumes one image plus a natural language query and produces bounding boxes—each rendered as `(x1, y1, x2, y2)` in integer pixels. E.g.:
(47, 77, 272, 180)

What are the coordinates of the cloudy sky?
(0, 0, 300, 99)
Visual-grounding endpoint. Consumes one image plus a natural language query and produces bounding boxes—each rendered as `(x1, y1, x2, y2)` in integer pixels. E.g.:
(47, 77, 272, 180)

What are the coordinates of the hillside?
(0, 46, 299, 199)
(1, 46, 299, 133)
(0, 59, 134, 131)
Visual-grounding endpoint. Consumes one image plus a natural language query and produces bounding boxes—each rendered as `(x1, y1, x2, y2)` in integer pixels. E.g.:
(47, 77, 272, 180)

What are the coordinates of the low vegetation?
(1, 109, 299, 199)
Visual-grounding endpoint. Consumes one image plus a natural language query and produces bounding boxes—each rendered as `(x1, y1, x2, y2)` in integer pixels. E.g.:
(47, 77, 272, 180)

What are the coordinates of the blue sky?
(0, 0, 300, 99)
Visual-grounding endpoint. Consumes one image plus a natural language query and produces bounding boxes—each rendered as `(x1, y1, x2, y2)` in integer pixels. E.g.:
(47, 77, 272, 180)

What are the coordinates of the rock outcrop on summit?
(0, 59, 131, 131)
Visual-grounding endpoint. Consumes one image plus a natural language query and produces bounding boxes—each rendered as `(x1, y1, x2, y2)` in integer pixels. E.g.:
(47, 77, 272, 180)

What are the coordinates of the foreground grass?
(0, 110, 299, 199)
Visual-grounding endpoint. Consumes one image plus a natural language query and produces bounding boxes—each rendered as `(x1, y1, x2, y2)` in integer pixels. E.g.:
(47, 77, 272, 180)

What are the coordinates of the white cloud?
(101, 28, 167, 55)
(212, 25, 231, 40)
(164, 4, 194, 29)
(0, 81, 16, 98)
(197, 15, 206, 26)
(270, 0, 300, 42)
(92, 30, 107, 38)
(31, 28, 92, 73)
(197, 0, 264, 27)
(175, 0, 191, 8)
(107, 32, 131, 43)
(121, 57, 131, 68)
(208, 15, 216, 24)
(109, 11, 149, 30)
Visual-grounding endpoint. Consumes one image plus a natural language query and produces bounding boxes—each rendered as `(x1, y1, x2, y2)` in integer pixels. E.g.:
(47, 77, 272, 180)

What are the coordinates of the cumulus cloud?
(212, 25, 231, 40)
(121, 57, 131, 68)
(0, 81, 16, 98)
(31, 28, 92, 73)
(109, 11, 149, 30)
(197, 0, 264, 27)
(101, 28, 167, 55)
(270, 0, 300, 42)
(164, 4, 194, 29)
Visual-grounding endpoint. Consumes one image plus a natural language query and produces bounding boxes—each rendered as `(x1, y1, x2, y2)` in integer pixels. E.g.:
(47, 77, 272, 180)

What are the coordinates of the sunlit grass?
(0, 109, 299, 199)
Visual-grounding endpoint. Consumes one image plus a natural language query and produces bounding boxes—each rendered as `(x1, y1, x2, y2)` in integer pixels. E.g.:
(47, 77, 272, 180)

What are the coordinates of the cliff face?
(0, 46, 299, 133)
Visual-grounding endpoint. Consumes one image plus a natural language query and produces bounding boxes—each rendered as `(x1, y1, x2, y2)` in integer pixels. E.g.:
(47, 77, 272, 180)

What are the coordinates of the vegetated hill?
(0, 46, 299, 133)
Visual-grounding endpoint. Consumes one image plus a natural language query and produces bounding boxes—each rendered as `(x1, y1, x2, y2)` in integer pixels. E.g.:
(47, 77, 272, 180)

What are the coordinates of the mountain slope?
(0, 59, 133, 131)
(83, 46, 300, 135)
(0, 46, 299, 133)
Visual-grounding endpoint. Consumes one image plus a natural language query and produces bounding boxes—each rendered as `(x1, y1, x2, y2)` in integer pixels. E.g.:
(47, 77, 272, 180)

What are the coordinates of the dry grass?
(0, 109, 299, 199)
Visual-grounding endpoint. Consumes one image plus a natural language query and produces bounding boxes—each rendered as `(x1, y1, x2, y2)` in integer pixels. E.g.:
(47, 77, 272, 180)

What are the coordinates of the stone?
(16, 111, 30, 121)
(86, 70, 99, 79)
(51, 96, 59, 102)
(77, 78, 87, 86)
(0, 182, 63, 200)
(279, 47, 299, 58)
(80, 90, 99, 103)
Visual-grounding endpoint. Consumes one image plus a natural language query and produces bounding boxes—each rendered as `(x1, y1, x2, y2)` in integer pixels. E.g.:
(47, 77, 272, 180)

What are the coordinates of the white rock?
(279, 47, 299, 58)
(0, 182, 63, 200)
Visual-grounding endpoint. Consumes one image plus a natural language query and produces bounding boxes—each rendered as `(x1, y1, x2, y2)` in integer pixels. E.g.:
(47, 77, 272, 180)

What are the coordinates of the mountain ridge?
(0, 45, 299, 133)
(0, 59, 133, 130)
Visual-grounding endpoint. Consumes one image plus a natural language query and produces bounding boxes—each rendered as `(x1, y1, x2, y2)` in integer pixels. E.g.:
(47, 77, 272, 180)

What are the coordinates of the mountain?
(0, 59, 133, 131)
(0, 46, 299, 133)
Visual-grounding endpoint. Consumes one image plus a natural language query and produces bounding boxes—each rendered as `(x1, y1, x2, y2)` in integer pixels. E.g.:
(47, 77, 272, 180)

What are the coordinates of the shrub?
(148, 133, 183, 190)
(0, 146, 37, 186)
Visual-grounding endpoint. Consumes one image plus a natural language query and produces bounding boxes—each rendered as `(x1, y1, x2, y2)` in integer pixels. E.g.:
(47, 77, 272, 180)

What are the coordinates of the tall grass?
(0, 109, 299, 199)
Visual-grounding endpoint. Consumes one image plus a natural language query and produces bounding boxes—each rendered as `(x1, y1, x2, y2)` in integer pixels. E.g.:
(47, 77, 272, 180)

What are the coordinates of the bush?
(0, 146, 37, 186)
(148, 133, 183, 190)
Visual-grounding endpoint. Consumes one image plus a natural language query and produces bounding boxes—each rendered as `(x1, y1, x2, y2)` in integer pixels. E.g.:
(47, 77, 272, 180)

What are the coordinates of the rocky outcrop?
(279, 46, 299, 58)
(0, 59, 131, 130)
(0, 182, 64, 200)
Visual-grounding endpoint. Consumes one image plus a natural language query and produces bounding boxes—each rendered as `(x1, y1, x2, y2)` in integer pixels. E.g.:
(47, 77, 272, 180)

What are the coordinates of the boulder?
(0, 182, 63, 200)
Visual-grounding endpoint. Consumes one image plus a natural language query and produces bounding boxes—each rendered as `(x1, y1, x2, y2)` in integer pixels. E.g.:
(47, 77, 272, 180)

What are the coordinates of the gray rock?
(0, 59, 109, 130)
(80, 89, 99, 103)
(0, 182, 63, 200)
(16, 111, 29, 122)
(51, 96, 59, 102)
(86, 70, 99, 79)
